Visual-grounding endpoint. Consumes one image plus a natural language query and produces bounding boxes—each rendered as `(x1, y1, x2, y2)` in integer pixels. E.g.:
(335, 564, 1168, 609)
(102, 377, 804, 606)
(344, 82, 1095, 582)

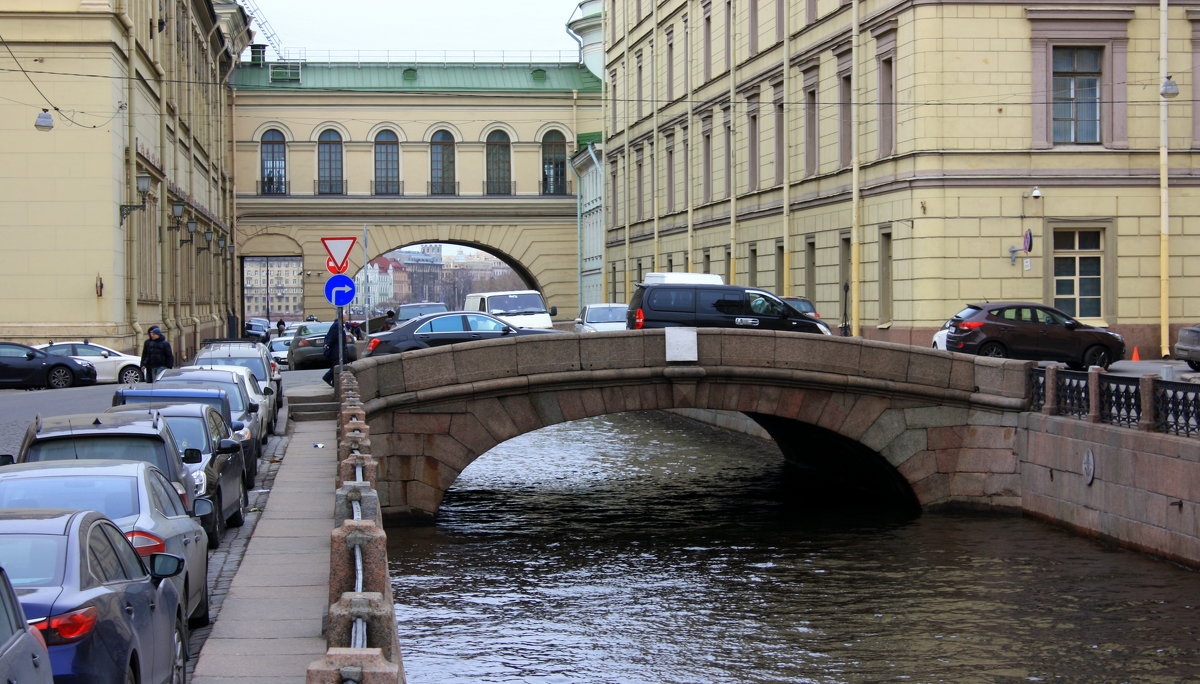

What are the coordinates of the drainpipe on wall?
(781, 0, 792, 294)
(685, 10, 694, 272)
(727, 0, 737, 286)
(1158, 0, 1171, 358)
(571, 147, 585, 308)
(850, 0, 862, 337)
(120, 1, 142, 340)
(155, 0, 170, 342)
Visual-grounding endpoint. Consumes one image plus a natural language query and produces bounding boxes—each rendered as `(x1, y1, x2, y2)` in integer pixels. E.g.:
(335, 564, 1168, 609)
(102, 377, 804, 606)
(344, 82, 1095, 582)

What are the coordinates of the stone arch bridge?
(351, 329, 1033, 521)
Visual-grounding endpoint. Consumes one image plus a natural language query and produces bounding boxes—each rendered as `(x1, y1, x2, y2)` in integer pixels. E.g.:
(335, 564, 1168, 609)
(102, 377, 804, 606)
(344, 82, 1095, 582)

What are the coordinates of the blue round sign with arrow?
(324, 274, 356, 307)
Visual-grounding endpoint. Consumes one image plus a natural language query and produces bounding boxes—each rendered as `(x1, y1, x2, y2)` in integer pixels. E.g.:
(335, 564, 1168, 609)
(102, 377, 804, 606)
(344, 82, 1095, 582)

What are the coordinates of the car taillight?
(270, 360, 278, 375)
(957, 321, 985, 331)
(171, 481, 190, 509)
(634, 308, 645, 330)
(32, 606, 98, 644)
(125, 531, 166, 556)
(367, 338, 381, 352)
(296, 338, 314, 348)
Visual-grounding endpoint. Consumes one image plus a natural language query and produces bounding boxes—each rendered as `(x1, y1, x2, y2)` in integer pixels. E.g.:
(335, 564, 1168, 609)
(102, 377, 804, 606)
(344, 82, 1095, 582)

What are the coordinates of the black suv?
(627, 283, 831, 335)
(943, 301, 1125, 370)
(0, 411, 198, 512)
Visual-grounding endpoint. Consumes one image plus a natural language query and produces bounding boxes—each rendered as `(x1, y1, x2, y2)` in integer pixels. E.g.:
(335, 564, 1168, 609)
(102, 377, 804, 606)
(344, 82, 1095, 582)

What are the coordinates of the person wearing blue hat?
(140, 325, 175, 382)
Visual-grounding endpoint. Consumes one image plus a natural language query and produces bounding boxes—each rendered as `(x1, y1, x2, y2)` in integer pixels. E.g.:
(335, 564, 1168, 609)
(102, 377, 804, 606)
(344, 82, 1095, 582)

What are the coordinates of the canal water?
(388, 411, 1200, 683)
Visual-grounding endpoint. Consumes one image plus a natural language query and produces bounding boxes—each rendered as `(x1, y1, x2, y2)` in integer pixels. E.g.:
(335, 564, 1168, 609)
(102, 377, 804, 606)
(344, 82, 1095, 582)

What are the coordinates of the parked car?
(107, 403, 246, 549)
(365, 311, 565, 357)
(463, 290, 557, 329)
(0, 564, 52, 683)
(932, 319, 953, 350)
(1174, 323, 1200, 371)
(0, 460, 212, 629)
(627, 283, 831, 335)
(0, 509, 187, 684)
(781, 296, 820, 318)
(0, 342, 97, 390)
(574, 303, 628, 333)
(155, 369, 265, 470)
(35, 341, 143, 385)
(111, 386, 257, 487)
(287, 321, 358, 370)
(179, 364, 277, 438)
(242, 323, 270, 344)
(190, 342, 280, 418)
(943, 301, 1125, 370)
(268, 336, 292, 368)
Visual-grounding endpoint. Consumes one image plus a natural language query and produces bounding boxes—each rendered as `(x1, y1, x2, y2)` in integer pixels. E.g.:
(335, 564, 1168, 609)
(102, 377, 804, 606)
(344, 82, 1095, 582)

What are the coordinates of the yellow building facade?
(0, 0, 250, 358)
(604, 0, 1200, 354)
(230, 56, 603, 320)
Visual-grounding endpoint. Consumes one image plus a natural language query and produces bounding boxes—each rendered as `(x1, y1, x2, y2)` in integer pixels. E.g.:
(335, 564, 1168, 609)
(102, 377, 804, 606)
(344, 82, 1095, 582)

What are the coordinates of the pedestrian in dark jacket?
(321, 319, 344, 387)
(276, 319, 286, 337)
(140, 326, 175, 382)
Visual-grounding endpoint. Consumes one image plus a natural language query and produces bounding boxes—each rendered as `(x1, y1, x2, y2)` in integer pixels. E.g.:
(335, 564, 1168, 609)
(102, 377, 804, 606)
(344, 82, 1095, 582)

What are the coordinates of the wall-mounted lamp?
(34, 108, 54, 132)
(217, 237, 226, 249)
(305, 271, 313, 277)
(119, 173, 153, 224)
(197, 228, 214, 252)
(169, 202, 185, 230)
(1161, 75, 1180, 99)
(227, 245, 235, 257)
(1029, 186, 1042, 199)
(180, 219, 196, 245)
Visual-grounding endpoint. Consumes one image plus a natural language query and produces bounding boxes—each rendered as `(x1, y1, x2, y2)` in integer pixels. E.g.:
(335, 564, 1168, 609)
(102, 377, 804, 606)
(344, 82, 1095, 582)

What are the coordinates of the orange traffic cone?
(1132, 347, 1140, 362)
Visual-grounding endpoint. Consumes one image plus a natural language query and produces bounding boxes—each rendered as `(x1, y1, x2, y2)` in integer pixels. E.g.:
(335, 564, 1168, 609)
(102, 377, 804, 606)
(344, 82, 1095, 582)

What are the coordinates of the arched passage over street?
(351, 329, 1032, 521)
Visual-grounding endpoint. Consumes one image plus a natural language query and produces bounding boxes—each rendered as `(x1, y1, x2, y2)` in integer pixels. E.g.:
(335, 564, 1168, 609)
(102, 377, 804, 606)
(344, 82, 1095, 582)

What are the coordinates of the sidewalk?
(191, 420, 337, 683)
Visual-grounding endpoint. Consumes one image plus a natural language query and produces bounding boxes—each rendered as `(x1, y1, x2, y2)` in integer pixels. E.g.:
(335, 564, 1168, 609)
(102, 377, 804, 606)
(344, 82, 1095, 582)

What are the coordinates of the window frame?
(373, 130, 400, 196)
(541, 130, 568, 195)
(485, 130, 513, 195)
(317, 129, 344, 195)
(430, 130, 457, 196)
(1042, 219, 1116, 322)
(260, 129, 287, 195)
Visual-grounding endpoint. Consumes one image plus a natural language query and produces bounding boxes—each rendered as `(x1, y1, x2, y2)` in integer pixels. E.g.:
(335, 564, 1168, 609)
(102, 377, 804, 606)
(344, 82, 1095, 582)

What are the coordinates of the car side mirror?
(0, 455, 12, 467)
(231, 421, 245, 432)
(262, 387, 274, 396)
(182, 448, 203, 464)
(1065, 320, 1079, 329)
(100, 351, 111, 358)
(217, 439, 240, 454)
(248, 402, 259, 414)
(191, 497, 214, 519)
(24, 351, 34, 360)
(147, 553, 184, 579)
(574, 318, 583, 325)
(549, 306, 558, 317)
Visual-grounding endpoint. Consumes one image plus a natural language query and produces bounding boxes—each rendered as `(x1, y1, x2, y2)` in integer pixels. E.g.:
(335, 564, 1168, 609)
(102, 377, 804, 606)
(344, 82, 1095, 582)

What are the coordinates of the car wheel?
(46, 366, 75, 389)
(170, 616, 188, 684)
(977, 341, 1007, 358)
(1187, 360, 1200, 372)
(207, 493, 225, 549)
(227, 479, 246, 528)
(1082, 345, 1112, 369)
(188, 578, 210, 628)
(118, 366, 143, 384)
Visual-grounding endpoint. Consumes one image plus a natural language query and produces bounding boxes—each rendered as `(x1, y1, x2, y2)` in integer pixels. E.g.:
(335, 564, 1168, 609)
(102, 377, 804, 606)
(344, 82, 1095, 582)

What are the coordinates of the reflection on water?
(388, 411, 1200, 683)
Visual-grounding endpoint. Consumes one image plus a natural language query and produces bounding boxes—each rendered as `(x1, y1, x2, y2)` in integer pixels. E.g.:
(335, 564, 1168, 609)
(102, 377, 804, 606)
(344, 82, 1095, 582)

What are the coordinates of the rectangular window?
(839, 73, 852, 167)
(1052, 47, 1102, 144)
(879, 229, 893, 324)
(610, 166, 620, 227)
(636, 54, 644, 120)
(1053, 228, 1103, 317)
(665, 141, 675, 212)
(748, 244, 758, 287)
(635, 153, 645, 220)
(703, 250, 712, 275)
(804, 238, 816, 299)
(774, 95, 785, 185)
(748, 0, 758, 55)
(702, 128, 713, 201)
(878, 57, 895, 157)
(666, 33, 675, 101)
(610, 71, 618, 128)
(839, 233, 851, 324)
(724, 246, 733, 284)
(723, 118, 732, 199)
(775, 243, 785, 291)
(747, 98, 760, 190)
(776, 0, 785, 43)
(805, 85, 818, 175)
(703, 12, 712, 81)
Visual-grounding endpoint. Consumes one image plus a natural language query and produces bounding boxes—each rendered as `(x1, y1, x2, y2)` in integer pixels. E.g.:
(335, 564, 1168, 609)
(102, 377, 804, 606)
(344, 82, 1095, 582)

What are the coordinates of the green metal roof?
(231, 61, 601, 93)
(577, 132, 603, 146)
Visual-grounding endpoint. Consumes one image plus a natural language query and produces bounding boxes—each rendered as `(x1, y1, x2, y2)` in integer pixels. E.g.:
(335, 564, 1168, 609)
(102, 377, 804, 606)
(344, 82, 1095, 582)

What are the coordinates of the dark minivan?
(627, 283, 831, 335)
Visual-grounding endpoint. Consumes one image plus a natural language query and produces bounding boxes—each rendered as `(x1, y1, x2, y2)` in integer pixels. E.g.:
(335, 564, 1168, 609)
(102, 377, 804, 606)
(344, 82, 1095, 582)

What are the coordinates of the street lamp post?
(1159, 0, 1177, 358)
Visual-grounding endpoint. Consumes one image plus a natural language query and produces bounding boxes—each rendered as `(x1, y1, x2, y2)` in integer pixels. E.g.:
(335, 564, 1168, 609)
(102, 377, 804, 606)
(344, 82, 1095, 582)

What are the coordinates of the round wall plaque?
(1082, 448, 1096, 486)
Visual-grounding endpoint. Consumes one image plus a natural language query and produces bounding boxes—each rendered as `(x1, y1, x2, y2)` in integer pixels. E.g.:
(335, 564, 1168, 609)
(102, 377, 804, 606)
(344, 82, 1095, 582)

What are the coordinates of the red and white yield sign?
(321, 237, 357, 275)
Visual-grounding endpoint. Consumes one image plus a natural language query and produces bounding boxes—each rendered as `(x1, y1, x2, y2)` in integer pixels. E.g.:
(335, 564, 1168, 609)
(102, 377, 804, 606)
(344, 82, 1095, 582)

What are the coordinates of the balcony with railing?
(371, 180, 403, 196)
(429, 180, 459, 196)
(316, 179, 348, 195)
(484, 180, 516, 195)
(258, 178, 289, 196)
(541, 178, 572, 195)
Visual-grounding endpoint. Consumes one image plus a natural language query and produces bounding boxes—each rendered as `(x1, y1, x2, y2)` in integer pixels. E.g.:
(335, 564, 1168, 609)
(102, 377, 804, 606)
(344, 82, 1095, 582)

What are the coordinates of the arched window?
(430, 130, 456, 195)
(541, 130, 567, 195)
(485, 130, 512, 195)
(317, 129, 344, 194)
(260, 129, 286, 195)
(374, 130, 400, 195)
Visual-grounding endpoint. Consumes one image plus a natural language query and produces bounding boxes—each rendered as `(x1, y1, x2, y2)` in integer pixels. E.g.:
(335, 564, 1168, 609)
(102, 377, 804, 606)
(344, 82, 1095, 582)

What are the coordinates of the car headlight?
(192, 470, 207, 496)
(815, 319, 833, 335)
(75, 360, 94, 368)
(232, 426, 252, 442)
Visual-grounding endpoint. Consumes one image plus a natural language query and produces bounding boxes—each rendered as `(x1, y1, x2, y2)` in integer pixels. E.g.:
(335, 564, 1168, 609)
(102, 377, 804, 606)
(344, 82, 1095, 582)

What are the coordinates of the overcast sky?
(243, 0, 585, 59)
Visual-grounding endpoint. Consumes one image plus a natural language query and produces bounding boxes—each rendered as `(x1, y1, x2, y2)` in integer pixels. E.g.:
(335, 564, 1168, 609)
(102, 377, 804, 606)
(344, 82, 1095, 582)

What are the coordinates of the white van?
(463, 290, 558, 329)
(640, 272, 725, 285)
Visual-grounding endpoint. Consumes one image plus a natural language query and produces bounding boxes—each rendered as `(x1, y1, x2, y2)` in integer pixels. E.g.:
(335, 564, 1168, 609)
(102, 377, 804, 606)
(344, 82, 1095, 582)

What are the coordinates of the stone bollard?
(340, 420, 370, 442)
(340, 405, 366, 430)
(322, 593, 403, 667)
(1138, 374, 1160, 432)
(1087, 366, 1103, 422)
(1042, 365, 1059, 415)
(305, 646, 402, 684)
(338, 436, 372, 462)
(339, 454, 379, 489)
(328, 521, 389, 603)
(334, 482, 381, 526)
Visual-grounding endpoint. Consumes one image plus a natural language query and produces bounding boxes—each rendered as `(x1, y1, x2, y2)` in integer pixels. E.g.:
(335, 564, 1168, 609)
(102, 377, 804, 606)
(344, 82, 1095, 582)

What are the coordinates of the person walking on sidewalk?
(321, 318, 344, 387)
(140, 326, 175, 382)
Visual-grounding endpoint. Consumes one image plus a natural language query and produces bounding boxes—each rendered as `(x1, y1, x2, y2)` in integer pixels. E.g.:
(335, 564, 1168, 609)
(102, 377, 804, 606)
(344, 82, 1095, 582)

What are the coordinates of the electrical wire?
(0, 32, 127, 129)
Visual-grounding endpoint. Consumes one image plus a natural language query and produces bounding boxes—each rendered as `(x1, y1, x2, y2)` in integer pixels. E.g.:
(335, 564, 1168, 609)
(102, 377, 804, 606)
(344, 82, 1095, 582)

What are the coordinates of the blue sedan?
(0, 509, 187, 684)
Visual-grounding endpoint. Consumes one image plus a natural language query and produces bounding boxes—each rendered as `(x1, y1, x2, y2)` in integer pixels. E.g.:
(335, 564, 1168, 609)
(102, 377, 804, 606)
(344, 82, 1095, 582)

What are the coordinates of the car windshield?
(0, 475, 139, 522)
(585, 306, 626, 323)
(269, 339, 291, 352)
(296, 322, 333, 337)
(398, 304, 447, 320)
(157, 380, 245, 411)
(122, 394, 224, 416)
(26, 436, 168, 472)
(195, 356, 267, 382)
(0, 535, 66, 587)
(784, 298, 815, 314)
(486, 293, 546, 315)
(163, 416, 207, 453)
(953, 306, 982, 319)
